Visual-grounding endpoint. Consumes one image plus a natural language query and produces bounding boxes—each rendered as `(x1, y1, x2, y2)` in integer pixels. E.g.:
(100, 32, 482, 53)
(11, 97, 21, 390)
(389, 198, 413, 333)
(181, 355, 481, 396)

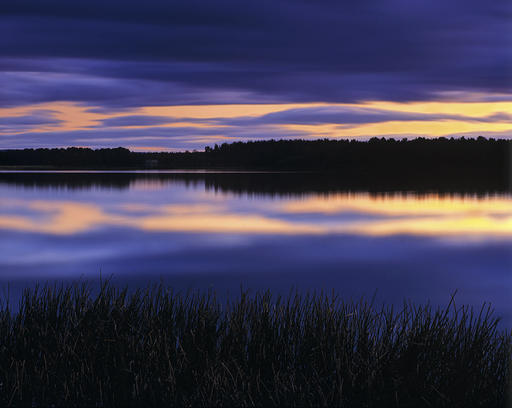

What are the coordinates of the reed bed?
(0, 282, 509, 407)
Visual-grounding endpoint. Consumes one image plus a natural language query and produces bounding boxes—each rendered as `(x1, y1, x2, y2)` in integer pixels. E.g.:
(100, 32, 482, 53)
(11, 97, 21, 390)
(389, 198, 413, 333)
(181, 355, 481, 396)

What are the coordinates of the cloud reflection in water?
(0, 173, 510, 327)
(0, 192, 511, 239)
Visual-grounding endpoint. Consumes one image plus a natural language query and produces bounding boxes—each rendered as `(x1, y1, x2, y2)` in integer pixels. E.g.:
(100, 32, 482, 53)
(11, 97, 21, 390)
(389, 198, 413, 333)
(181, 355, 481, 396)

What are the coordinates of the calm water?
(0, 171, 511, 326)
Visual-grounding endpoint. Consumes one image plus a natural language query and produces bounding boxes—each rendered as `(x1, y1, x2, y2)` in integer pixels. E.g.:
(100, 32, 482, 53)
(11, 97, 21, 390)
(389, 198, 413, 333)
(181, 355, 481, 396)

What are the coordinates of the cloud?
(0, 110, 63, 133)
(2, 104, 512, 150)
(100, 115, 183, 127)
(483, 112, 512, 123)
(93, 106, 512, 131)
(213, 106, 512, 127)
(0, 0, 510, 109)
(0, 124, 309, 149)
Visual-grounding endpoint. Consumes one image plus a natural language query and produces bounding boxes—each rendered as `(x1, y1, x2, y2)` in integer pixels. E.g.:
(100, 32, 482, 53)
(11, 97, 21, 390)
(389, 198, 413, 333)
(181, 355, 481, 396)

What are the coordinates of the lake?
(0, 171, 511, 326)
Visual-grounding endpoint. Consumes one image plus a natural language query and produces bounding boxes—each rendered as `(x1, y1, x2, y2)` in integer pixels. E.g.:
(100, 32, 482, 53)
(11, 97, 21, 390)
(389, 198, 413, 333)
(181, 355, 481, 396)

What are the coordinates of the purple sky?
(1, 0, 511, 150)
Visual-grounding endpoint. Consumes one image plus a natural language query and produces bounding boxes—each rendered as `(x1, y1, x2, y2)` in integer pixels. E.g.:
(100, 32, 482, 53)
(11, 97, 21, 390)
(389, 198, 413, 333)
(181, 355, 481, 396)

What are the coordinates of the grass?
(0, 282, 509, 407)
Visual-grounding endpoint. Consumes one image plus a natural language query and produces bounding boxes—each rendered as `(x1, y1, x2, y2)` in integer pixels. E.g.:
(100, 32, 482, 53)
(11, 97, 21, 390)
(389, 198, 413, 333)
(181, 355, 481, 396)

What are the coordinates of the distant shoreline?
(1, 137, 510, 168)
(0, 139, 510, 194)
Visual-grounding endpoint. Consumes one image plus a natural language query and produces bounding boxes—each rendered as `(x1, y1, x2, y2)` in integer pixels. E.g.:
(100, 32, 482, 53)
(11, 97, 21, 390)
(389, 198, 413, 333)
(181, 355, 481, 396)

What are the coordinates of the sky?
(1, 0, 511, 151)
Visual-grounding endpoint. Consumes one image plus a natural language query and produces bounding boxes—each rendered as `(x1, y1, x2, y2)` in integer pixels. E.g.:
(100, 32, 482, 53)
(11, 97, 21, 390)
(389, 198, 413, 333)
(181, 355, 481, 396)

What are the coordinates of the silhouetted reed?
(0, 282, 509, 407)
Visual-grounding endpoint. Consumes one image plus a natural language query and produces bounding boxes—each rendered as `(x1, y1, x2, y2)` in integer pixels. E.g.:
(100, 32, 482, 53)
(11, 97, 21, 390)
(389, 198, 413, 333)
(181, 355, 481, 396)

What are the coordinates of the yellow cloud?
(0, 98, 510, 142)
(365, 99, 512, 118)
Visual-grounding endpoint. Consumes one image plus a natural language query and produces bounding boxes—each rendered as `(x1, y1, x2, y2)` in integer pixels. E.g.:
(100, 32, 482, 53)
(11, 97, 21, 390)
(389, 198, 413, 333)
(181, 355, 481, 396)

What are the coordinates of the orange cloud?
(0, 98, 511, 146)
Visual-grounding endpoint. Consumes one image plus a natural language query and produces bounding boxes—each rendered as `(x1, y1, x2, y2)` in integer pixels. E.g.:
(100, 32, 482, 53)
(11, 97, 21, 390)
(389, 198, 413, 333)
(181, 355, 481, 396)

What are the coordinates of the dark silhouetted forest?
(0, 137, 510, 187)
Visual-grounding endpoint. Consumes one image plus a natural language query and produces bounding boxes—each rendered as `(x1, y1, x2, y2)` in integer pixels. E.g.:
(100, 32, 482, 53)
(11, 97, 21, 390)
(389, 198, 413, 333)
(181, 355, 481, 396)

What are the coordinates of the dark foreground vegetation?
(1, 137, 510, 185)
(0, 283, 510, 407)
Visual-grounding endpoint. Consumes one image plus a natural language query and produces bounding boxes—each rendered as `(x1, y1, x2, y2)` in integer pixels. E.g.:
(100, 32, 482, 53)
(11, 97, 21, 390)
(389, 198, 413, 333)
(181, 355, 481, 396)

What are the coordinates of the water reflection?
(0, 190, 511, 238)
(0, 171, 509, 196)
(0, 172, 510, 326)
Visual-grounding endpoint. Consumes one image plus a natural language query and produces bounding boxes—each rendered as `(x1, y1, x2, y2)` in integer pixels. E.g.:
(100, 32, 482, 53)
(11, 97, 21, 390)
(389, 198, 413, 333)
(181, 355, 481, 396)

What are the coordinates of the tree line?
(0, 137, 510, 181)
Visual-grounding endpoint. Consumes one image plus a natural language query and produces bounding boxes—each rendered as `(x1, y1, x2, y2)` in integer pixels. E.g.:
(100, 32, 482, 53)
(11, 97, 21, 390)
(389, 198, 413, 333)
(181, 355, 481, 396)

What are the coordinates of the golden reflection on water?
(0, 192, 511, 238)
(284, 192, 512, 215)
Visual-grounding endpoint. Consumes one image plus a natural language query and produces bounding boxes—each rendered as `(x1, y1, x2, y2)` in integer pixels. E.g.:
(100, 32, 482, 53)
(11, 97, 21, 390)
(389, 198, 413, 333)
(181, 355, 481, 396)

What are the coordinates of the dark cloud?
(484, 112, 512, 123)
(0, 66, 274, 109)
(214, 106, 507, 127)
(0, 110, 63, 133)
(0, 112, 60, 126)
(97, 106, 512, 129)
(0, 0, 510, 108)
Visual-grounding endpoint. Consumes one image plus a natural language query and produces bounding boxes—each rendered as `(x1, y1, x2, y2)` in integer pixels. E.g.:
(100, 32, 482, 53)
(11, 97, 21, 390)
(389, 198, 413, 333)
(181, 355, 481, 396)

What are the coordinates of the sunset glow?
(0, 100, 510, 151)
